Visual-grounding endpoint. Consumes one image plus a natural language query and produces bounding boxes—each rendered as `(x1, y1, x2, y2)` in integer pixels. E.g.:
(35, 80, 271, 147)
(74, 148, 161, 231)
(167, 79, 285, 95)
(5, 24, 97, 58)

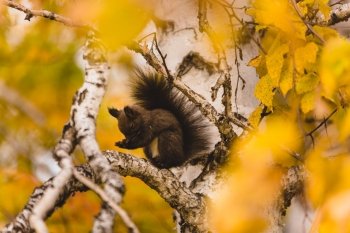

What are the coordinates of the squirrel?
(108, 70, 211, 168)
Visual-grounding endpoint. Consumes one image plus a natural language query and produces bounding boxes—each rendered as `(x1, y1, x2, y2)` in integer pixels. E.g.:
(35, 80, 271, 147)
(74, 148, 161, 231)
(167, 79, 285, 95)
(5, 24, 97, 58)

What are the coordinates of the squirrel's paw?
(115, 140, 127, 148)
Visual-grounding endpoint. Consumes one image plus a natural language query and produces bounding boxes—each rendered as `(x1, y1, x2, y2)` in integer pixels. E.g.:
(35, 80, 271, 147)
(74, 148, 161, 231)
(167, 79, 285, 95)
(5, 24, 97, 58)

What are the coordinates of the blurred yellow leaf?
(314, 26, 339, 41)
(238, 116, 301, 167)
(248, 0, 306, 41)
(210, 166, 282, 233)
(317, 191, 350, 233)
(97, 0, 151, 49)
(306, 149, 350, 207)
(335, 108, 350, 141)
(320, 38, 350, 102)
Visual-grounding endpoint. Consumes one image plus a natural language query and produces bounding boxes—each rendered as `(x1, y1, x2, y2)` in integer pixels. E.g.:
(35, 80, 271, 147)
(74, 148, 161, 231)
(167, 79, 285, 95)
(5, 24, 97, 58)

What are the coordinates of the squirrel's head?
(108, 105, 145, 137)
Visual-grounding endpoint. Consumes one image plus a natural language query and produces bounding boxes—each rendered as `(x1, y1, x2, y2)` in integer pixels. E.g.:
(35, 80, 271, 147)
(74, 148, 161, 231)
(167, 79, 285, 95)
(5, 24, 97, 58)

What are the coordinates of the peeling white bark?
(72, 37, 125, 233)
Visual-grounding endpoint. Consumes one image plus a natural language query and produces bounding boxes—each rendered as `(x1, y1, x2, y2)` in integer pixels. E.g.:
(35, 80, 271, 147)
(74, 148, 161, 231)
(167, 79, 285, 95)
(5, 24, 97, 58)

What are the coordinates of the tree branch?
(104, 150, 209, 233)
(314, 3, 350, 26)
(0, 80, 45, 126)
(290, 0, 325, 44)
(73, 170, 139, 233)
(197, 0, 250, 136)
(74, 34, 125, 233)
(3, 165, 94, 233)
(4, 150, 210, 233)
(1, 0, 94, 31)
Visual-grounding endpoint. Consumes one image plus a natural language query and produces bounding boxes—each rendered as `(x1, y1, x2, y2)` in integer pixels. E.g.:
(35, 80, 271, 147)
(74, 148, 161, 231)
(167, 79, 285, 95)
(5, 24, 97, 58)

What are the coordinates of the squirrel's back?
(131, 70, 211, 160)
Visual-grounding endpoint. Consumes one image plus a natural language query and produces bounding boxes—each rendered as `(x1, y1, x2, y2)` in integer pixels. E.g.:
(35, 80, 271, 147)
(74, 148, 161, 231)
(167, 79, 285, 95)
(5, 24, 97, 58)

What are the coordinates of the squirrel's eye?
(130, 123, 134, 128)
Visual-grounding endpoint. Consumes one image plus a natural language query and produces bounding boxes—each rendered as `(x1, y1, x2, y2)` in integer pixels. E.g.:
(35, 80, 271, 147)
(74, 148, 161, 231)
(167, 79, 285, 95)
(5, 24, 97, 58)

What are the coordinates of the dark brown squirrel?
(108, 70, 210, 168)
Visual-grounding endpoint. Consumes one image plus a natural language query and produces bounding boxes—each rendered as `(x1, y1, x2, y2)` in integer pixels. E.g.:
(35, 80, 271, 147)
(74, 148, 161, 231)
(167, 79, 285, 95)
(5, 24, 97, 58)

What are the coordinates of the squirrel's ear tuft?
(108, 107, 120, 118)
(124, 106, 138, 119)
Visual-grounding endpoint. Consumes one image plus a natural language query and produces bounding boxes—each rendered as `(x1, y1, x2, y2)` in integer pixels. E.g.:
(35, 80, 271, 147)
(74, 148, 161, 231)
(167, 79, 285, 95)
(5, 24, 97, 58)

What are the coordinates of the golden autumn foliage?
(2, 0, 350, 232)
(211, 0, 350, 232)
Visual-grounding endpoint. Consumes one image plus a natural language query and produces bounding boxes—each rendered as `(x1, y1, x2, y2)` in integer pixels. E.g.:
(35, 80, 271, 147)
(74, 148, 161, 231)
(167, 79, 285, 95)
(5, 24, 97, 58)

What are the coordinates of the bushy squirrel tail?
(130, 69, 211, 158)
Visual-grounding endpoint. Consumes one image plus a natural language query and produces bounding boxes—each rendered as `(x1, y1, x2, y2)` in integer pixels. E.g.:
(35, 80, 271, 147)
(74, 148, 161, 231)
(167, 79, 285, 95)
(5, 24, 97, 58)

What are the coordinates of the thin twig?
(153, 35, 173, 80)
(198, 0, 235, 136)
(73, 170, 140, 233)
(306, 108, 337, 137)
(233, 43, 246, 113)
(2, 0, 95, 31)
(210, 0, 267, 54)
(290, 0, 325, 44)
(330, 0, 345, 7)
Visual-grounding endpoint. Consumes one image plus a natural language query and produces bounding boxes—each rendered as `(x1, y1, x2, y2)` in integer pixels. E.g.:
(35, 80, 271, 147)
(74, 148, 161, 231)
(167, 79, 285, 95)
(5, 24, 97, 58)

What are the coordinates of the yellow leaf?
(248, 55, 267, 77)
(301, 91, 316, 113)
(249, 105, 264, 128)
(320, 38, 350, 101)
(335, 108, 350, 141)
(280, 57, 294, 96)
(294, 42, 319, 74)
(266, 44, 289, 86)
(248, 55, 262, 68)
(314, 26, 339, 41)
(295, 72, 319, 94)
(97, 0, 151, 49)
(306, 148, 350, 207)
(255, 75, 274, 109)
(317, 191, 350, 233)
(248, 0, 306, 40)
(238, 116, 301, 167)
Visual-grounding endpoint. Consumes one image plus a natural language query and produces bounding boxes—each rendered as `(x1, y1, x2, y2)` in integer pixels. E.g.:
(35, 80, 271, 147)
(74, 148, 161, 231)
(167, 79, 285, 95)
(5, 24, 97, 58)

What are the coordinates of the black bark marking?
(77, 134, 86, 143)
(77, 89, 88, 105)
(87, 114, 95, 120)
(71, 109, 77, 126)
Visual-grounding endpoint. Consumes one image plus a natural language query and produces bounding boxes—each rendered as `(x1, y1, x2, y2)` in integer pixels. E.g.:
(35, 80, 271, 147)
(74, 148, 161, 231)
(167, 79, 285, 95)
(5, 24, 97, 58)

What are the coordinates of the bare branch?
(0, 80, 45, 126)
(75, 34, 125, 233)
(210, 0, 267, 54)
(198, 0, 248, 135)
(29, 116, 76, 233)
(306, 108, 338, 138)
(175, 51, 218, 77)
(326, 3, 350, 25)
(1, 0, 94, 31)
(73, 170, 139, 233)
(104, 150, 209, 233)
(4, 149, 211, 233)
(3, 164, 93, 233)
(268, 166, 304, 232)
